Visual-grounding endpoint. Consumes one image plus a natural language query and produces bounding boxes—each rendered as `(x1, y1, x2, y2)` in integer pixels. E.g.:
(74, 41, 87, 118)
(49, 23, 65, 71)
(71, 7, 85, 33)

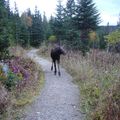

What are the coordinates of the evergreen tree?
(42, 12, 51, 41)
(65, 0, 76, 21)
(30, 6, 43, 47)
(0, 0, 10, 59)
(26, 8, 32, 47)
(20, 11, 32, 47)
(64, 0, 80, 49)
(49, 15, 55, 35)
(54, 0, 65, 42)
(75, 0, 100, 54)
(20, 9, 33, 47)
(13, 2, 21, 46)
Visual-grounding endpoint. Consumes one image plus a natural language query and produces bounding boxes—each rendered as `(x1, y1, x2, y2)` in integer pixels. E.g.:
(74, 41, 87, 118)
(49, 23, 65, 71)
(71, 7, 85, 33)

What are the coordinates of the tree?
(64, 0, 80, 49)
(42, 12, 51, 42)
(75, 0, 100, 54)
(49, 15, 55, 35)
(54, 0, 65, 42)
(13, 2, 21, 46)
(30, 6, 43, 47)
(0, 0, 10, 59)
(6, 0, 15, 46)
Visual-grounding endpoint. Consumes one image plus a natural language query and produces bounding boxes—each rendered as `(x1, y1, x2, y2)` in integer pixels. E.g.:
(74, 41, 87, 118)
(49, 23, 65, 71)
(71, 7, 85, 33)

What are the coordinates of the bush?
(3, 71, 19, 90)
(48, 35, 57, 43)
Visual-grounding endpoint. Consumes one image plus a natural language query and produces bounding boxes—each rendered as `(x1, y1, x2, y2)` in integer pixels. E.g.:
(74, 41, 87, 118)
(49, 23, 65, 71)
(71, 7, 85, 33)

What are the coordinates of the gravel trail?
(23, 49, 84, 120)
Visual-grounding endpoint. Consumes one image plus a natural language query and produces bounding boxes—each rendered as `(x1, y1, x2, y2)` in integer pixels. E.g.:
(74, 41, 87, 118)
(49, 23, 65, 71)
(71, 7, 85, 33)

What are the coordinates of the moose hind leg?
(51, 61, 53, 71)
(57, 60, 61, 76)
(54, 61, 57, 75)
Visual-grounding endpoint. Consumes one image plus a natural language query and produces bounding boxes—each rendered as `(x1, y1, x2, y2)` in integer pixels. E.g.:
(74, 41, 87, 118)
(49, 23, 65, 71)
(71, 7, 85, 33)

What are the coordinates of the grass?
(61, 50, 120, 120)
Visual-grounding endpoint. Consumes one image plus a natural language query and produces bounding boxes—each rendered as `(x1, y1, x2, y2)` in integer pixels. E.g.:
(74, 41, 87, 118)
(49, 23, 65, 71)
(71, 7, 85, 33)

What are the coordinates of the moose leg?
(51, 61, 53, 71)
(54, 61, 57, 75)
(57, 60, 61, 76)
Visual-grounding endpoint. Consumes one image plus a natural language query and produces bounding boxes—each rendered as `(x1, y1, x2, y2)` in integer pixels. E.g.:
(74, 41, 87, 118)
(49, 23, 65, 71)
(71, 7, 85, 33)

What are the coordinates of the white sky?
(9, 0, 120, 25)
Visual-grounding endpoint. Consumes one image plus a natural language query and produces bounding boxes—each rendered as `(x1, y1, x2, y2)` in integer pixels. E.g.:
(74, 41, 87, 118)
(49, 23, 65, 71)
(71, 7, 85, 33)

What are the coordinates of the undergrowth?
(61, 50, 120, 120)
(0, 46, 44, 120)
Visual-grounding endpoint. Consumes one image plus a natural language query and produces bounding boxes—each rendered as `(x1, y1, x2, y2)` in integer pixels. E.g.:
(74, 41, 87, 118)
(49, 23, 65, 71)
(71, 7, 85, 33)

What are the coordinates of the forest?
(0, 0, 120, 56)
(0, 0, 120, 119)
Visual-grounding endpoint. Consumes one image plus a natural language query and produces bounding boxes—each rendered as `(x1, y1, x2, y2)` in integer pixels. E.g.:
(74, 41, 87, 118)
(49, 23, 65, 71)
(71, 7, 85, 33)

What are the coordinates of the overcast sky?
(9, 0, 120, 25)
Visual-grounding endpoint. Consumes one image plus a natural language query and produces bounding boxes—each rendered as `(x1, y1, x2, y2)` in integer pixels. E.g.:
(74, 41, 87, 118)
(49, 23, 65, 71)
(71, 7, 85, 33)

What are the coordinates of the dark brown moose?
(50, 45, 65, 76)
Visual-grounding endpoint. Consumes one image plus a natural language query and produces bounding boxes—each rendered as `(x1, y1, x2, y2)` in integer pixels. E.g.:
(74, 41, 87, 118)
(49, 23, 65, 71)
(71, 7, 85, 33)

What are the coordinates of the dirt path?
(23, 49, 84, 120)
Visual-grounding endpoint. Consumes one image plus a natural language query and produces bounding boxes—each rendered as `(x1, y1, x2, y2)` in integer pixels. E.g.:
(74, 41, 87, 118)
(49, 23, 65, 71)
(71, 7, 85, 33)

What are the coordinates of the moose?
(51, 44, 66, 76)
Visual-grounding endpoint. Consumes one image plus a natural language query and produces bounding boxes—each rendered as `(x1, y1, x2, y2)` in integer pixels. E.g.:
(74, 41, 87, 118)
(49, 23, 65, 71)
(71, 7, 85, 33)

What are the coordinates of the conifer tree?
(30, 6, 43, 47)
(43, 12, 51, 41)
(0, 0, 10, 58)
(54, 0, 65, 42)
(75, 0, 100, 54)
(64, 0, 80, 49)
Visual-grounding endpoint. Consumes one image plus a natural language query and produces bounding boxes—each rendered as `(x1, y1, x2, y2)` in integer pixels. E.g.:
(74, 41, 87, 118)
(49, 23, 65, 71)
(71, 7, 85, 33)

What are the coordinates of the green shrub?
(48, 35, 57, 43)
(5, 71, 20, 90)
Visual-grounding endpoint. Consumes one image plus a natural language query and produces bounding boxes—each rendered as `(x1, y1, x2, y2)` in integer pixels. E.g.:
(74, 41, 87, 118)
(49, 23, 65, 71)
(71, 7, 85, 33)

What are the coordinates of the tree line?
(0, 0, 120, 58)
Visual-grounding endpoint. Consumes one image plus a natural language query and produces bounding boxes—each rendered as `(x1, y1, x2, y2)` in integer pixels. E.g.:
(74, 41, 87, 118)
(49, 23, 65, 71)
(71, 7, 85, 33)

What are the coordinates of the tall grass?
(61, 50, 120, 120)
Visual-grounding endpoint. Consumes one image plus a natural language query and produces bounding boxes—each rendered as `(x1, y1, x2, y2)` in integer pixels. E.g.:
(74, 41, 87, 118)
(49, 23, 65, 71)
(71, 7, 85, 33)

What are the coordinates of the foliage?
(3, 71, 19, 90)
(89, 31, 99, 48)
(105, 30, 120, 45)
(48, 35, 57, 43)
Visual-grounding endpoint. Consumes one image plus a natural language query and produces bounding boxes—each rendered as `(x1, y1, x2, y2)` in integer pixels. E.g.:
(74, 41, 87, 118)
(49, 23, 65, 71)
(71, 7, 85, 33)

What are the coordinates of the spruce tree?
(0, 0, 10, 59)
(54, 0, 65, 43)
(30, 6, 43, 47)
(14, 2, 21, 46)
(6, 0, 15, 46)
(49, 15, 55, 35)
(75, 0, 100, 54)
(20, 9, 32, 47)
(64, 0, 80, 49)
(43, 12, 51, 41)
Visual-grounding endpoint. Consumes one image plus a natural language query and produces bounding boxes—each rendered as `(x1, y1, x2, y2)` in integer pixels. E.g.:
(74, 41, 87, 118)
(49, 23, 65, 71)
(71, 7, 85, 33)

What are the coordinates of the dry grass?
(61, 50, 120, 120)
